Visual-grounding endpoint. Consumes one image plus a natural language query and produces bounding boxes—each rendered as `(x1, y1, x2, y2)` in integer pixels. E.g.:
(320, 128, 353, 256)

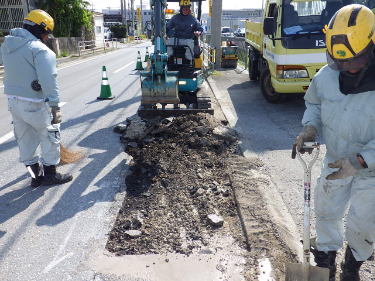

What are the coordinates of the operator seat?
(283, 5, 299, 28)
(320, 1, 343, 27)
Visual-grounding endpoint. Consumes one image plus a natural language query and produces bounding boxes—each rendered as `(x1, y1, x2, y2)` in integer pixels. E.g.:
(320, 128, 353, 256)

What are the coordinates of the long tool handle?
(297, 142, 320, 265)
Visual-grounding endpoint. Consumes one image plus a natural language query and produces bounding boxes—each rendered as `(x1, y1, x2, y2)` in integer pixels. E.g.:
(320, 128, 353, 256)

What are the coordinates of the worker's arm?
(302, 77, 322, 132)
(194, 18, 203, 34)
(34, 43, 60, 107)
(166, 15, 175, 36)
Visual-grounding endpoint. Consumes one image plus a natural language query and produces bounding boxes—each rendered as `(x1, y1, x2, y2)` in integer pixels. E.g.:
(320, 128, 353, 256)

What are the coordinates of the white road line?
(57, 54, 108, 70)
(0, 102, 68, 145)
(113, 61, 135, 73)
(0, 131, 14, 145)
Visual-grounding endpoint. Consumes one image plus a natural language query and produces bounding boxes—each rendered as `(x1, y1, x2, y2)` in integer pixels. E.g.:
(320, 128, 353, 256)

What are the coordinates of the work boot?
(26, 163, 44, 188)
(42, 165, 73, 185)
(341, 245, 364, 281)
(311, 244, 337, 280)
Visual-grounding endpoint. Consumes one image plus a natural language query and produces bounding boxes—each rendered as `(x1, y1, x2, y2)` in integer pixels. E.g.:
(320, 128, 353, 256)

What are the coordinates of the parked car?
(234, 28, 245, 37)
(104, 28, 112, 40)
(221, 26, 233, 37)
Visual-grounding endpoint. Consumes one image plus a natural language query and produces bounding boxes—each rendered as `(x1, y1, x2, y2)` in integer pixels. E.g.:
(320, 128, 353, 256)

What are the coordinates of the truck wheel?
(260, 68, 284, 103)
(248, 50, 259, 81)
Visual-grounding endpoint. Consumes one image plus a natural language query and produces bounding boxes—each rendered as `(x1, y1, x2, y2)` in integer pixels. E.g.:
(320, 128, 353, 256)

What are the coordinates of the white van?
(221, 26, 233, 37)
(104, 28, 112, 40)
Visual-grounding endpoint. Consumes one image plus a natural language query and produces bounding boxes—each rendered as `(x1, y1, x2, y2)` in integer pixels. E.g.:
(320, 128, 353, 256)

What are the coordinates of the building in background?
(92, 12, 105, 44)
(102, 5, 151, 35)
(203, 9, 263, 34)
(0, 0, 36, 34)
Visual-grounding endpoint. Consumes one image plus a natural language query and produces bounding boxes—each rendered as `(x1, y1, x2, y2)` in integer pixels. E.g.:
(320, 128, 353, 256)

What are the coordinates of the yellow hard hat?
(326, 4, 375, 71)
(180, 0, 191, 6)
(24, 9, 54, 34)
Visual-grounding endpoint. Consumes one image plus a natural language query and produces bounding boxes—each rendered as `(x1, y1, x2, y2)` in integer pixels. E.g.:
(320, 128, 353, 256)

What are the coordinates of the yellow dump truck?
(246, 0, 370, 103)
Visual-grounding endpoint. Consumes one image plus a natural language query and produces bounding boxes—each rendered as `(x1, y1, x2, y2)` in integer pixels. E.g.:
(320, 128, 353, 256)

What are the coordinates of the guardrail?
(78, 39, 118, 56)
(202, 41, 216, 77)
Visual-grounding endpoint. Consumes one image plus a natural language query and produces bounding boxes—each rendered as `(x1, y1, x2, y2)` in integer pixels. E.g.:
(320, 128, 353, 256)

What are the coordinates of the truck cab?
(246, 0, 374, 103)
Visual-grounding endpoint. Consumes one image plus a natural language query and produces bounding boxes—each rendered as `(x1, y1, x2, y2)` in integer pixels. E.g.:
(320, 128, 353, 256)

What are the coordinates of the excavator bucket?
(140, 70, 179, 105)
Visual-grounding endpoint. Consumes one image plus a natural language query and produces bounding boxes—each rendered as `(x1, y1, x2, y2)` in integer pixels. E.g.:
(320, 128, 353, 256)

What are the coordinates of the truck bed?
(245, 20, 263, 53)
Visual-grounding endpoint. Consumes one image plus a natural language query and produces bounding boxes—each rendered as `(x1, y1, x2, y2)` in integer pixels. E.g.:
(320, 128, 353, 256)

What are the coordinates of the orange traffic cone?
(97, 66, 115, 100)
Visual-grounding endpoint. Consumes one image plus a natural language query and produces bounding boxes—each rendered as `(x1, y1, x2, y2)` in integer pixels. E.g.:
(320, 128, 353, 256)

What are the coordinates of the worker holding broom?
(0, 9, 73, 187)
(294, 4, 375, 281)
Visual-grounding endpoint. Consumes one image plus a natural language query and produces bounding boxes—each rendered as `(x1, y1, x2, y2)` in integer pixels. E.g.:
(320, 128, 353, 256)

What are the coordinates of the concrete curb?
(205, 69, 304, 263)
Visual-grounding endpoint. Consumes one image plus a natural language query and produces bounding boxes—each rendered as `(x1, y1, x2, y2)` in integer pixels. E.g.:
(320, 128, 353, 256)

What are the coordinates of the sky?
(89, 0, 264, 12)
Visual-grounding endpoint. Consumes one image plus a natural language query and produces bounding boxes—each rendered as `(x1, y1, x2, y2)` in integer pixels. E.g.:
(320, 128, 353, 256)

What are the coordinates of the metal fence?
(0, 0, 36, 33)
(201, 41, 216, 77)
(78, 39, 118, 56)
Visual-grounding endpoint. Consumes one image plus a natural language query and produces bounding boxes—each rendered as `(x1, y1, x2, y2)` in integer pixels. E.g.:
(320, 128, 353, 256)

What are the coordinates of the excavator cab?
(139, 0, 211, 118)
(166, 0, 204, 92)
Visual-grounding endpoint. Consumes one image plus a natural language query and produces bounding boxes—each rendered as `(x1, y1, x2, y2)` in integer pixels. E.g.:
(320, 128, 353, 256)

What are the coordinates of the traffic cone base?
(97, 66, 115, 100)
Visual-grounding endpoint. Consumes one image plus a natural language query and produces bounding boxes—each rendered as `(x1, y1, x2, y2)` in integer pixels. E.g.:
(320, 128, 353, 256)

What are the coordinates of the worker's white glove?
(326, 155, 365, 180)
(194, 31, 201, 37)
(292, 125, 317, 158)
(51, 106, 62, 124)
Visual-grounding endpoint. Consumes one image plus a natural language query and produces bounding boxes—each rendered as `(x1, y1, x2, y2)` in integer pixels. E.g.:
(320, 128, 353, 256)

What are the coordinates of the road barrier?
(97, 66, 115, 100)
(202, 42, 216, 76)
(144, 47, 149, 62)
(135, 51, 144, 70)
(78, 39, 118, 56)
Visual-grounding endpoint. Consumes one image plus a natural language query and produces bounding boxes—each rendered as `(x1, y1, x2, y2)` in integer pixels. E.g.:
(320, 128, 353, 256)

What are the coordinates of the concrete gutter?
(205, 69, 304, 263)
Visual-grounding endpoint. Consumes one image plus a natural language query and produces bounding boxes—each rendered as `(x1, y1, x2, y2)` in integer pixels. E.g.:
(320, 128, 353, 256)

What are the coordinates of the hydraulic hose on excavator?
(138, 0, 213, 118)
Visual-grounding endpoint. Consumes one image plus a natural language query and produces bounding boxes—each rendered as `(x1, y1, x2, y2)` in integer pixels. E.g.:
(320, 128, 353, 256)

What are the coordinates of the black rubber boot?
(341, 245, 364, 281)
(42, 165, 73, 186)
(311, 248, 337, 281)
(26, 163, 44, 188)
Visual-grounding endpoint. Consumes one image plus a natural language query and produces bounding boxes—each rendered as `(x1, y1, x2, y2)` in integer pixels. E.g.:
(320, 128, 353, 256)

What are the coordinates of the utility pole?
(141, 0, 143, 35)
(124, 0, 127, 23)
(211, 0, 222, 68)
(121, 0, 124, 24)
(131, 0, 135, 36)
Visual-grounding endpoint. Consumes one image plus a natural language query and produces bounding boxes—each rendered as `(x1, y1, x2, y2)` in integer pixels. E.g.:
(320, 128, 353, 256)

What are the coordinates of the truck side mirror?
(263, 17, 276, 35)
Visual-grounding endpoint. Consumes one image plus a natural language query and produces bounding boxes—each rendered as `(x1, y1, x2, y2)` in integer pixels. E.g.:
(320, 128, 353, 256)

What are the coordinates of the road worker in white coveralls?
(294, 4, 375, 281)
(0, 10, 72, 187)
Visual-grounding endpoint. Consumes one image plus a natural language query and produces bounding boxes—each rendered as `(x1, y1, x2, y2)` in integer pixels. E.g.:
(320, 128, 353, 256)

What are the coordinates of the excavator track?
(138, 89, 213, 118)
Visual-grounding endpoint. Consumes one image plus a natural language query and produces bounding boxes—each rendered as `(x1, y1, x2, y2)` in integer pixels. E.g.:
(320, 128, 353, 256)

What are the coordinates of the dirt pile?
(106, 113, 245, 256)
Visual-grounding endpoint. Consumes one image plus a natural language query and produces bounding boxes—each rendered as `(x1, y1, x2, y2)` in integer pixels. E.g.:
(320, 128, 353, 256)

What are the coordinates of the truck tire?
(260, 68, 284, 103)
(248, 50, 259, 81)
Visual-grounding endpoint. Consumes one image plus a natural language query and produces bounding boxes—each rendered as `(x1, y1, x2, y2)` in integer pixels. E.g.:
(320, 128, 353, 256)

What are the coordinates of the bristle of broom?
(59, 143, 85, 164)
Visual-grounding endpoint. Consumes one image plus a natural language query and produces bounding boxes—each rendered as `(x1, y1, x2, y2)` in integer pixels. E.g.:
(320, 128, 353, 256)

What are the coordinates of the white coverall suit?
(0, 28, 60, 166)
(302, 65, 375, 261)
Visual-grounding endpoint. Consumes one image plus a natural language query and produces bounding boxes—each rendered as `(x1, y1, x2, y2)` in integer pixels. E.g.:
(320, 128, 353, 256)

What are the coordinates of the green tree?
(110, 24, 127, 39)
(35, 0, 92, 37)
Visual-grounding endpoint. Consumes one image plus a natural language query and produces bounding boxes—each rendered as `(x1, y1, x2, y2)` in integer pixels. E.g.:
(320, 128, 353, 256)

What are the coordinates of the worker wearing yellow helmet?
(0, 9, 73, 187)
(293, 4, 375, 281)
(166, 0, 203, 62)
(24, 9, 54, 41)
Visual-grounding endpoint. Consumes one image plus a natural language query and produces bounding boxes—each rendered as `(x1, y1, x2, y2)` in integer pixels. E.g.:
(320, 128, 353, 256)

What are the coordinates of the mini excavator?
(138, 0, 213, 118)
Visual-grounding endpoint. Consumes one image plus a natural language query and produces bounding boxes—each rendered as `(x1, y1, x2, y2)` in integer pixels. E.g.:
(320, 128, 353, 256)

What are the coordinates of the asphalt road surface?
(0, 42, 150, 280)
